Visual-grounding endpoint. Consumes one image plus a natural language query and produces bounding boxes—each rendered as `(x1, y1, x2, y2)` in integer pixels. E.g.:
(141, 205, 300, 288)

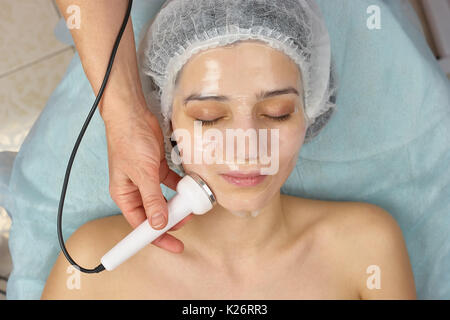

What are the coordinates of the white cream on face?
(201, 59, 222, 94)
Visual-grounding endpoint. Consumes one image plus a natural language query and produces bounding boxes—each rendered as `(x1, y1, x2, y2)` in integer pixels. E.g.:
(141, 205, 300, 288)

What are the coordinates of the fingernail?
(151, 212, 166, 228)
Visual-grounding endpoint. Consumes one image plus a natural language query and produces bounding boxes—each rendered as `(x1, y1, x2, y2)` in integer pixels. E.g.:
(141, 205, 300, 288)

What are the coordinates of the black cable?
(57, 0, 133, 274)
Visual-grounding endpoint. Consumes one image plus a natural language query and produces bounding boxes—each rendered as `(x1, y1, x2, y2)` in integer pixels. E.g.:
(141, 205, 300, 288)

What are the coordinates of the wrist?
(95, 48, 147, 120)
(99, 87, 148, 122)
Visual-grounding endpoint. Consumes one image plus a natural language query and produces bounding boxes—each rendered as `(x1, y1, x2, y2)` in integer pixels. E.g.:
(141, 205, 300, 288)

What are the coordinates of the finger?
(137, 167, 169, 230)
(151, 233, 184, 253)
(159, 158, 182, 191)
(122, 205, 147, 229)
(110, 181, 147, 229)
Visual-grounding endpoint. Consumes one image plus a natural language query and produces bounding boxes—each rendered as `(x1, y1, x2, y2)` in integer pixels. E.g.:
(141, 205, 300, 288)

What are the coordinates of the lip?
(219, 171, 267, 187)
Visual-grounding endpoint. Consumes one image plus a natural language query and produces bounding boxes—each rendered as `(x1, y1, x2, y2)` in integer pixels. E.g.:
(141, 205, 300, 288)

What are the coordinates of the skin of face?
(171, 40, 307, 213)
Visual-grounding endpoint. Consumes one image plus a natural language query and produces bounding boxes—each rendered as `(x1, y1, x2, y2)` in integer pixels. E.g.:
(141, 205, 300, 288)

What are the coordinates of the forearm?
(55, 0, 147, 118)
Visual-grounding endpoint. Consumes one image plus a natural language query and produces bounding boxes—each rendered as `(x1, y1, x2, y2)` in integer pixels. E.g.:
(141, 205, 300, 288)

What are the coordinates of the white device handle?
(101, 194, 190, 271)
(101, 174, 215, 271)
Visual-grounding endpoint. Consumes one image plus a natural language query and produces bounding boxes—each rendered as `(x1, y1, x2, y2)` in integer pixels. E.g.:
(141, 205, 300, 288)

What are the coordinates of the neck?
(181, 191, 292, 264)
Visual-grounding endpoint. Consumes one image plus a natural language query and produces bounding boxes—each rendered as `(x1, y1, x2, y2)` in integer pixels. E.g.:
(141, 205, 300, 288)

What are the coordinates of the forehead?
(175, 41, 302, 97)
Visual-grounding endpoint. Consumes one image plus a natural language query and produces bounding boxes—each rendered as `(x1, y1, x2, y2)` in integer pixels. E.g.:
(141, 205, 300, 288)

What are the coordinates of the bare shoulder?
(314, 200, 405, 242)
(283, 196, 416, 299)
(284, 195, 407, 248)
(41, 215, 131, 300)
(318, 200, 416, 299)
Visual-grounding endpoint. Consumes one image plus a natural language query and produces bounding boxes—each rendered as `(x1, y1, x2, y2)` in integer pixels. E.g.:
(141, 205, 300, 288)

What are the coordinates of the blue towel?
(1, 0, 449, 299)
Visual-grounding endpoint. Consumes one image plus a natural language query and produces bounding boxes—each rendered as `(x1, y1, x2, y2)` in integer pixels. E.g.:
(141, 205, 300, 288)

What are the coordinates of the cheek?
(181, 163, 209, 180)
(276, 121, 306, 175)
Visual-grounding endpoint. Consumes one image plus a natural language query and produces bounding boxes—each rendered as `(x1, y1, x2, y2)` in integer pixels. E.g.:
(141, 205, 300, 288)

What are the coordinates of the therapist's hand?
(55, 0, 191, 253)
(102, 99, 191, 253)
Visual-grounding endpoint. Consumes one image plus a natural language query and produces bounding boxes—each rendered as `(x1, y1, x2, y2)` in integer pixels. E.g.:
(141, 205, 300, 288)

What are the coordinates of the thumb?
(138, 175, 169, 230)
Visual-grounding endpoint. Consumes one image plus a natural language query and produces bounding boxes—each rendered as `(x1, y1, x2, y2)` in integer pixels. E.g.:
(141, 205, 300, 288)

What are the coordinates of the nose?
(225, 117, 262, 164)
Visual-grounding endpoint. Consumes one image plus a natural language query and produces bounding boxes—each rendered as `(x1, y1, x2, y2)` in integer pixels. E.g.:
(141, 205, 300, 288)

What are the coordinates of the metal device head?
(187, 172, 216, 205)
(178, 172, 217, 215)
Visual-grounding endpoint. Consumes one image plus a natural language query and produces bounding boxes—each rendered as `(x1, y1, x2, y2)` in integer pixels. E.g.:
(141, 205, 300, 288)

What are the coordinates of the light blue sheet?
(1, 0, 449, 299)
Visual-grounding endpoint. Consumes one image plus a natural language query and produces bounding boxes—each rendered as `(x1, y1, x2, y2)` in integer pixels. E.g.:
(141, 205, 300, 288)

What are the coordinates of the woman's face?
(171, 40, 307, 212)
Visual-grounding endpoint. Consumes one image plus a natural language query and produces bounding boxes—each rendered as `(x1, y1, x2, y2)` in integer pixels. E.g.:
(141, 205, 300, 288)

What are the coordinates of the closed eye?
(195, 117, 223, 126)
(264, 114, 291, 121)
(195, 114, 291, 126)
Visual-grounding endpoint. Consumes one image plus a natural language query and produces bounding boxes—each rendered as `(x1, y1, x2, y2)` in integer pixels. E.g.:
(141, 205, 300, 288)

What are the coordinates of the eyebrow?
(183, 87, 299, 105)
